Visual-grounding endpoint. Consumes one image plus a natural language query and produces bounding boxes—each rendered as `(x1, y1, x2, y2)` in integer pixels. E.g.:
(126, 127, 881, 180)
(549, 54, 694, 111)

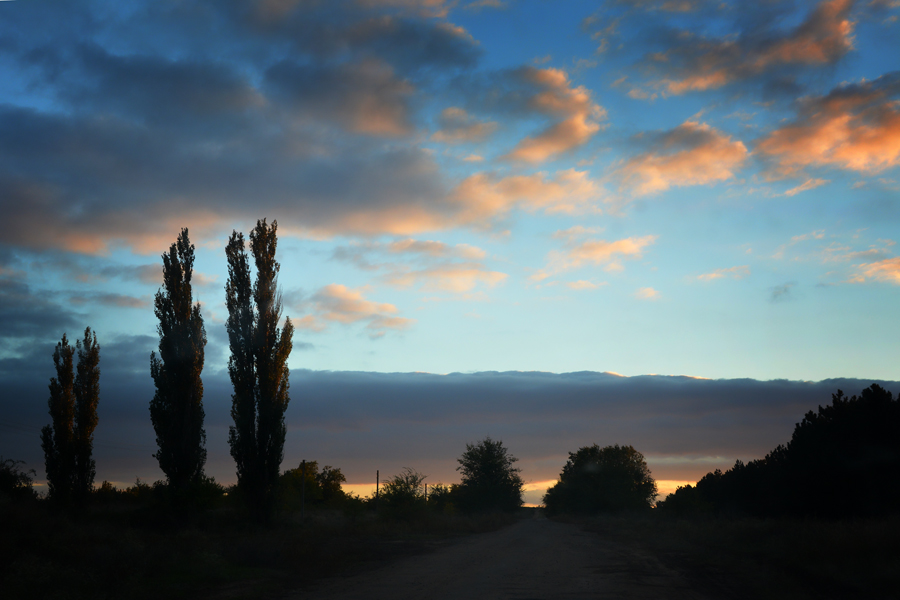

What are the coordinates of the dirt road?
(295, 514, 712, 600)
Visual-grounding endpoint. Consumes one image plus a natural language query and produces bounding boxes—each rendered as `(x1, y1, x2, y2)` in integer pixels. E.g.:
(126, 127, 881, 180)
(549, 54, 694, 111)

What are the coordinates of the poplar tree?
(226, 219, 294, 520)
(73, 327, 100, 502)
(41, 327, 101, 504)
(41, 334, 77, 503)
(150, 228, 207, 491)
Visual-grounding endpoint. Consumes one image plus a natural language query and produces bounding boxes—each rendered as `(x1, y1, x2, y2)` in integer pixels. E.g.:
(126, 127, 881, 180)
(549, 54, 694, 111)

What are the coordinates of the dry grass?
(576, 511, 900, 600)
(0, 500, 520, 600)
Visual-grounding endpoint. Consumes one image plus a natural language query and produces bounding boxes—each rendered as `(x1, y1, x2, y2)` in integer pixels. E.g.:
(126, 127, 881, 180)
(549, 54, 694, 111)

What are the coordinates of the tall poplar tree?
(226, 219, 294, 520)
(150, 228, 207, 491)
(41, 334, 76, 503)
(73, 327, 100, 502)
(41, 327, 101, 504)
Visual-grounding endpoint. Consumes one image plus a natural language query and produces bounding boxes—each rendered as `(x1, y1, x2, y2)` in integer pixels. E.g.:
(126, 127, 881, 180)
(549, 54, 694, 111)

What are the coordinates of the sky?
(1, 0, 899, 502)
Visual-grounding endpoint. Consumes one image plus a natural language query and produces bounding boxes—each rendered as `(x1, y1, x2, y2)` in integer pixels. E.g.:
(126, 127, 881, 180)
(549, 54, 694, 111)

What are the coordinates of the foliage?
(226, 219, 294, 521)
(456, 437, 524, 513)
(543, 444, 657, 514)
(425, 483, 457, 514)
(40, 328, 101, 505)
(149, 228, 208, 491)
(379, 467, 427, 517)
(0, 457, 37, 503)
(279, 461, 348, 510)
(659, 384, 900, 518)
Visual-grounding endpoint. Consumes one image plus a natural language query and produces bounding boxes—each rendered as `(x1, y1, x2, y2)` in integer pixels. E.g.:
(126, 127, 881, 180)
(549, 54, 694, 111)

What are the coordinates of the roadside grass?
(577, 511, 900, 600)
(0, 500, 521, 600)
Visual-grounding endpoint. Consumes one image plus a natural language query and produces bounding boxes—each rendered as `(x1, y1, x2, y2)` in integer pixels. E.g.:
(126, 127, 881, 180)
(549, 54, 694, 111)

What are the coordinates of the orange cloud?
(503, 67, 607, 163)
(618, 121, 748, 195)
(697, 265, 750, 281)
(452, 168, 603, 223)
(653, 0, 856, 95)
(755, 73, 900, 178)
(383, 263, 507, 293)
(852, 257, 900, 284)
(635, 286, 660, 299)
(299, 284, 414, 338)
(784, 178, 830, 196)
(533, 233, 657, 281)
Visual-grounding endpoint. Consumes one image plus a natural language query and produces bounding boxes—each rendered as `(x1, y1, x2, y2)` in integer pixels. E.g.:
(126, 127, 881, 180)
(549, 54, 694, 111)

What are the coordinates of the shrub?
(0, 457, 37, 503)
(379, 467, 427, 518)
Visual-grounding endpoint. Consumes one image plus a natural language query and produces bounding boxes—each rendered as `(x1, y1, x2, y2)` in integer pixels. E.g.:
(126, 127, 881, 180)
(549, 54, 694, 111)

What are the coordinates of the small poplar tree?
(41, 327, 101, 504)
(150, 228, 208, 491)
(226, 219, 294, 521)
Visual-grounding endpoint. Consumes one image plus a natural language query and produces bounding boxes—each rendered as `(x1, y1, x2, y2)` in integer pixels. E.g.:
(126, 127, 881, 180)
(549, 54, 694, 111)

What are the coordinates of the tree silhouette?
(73, 327, 100, 503)
(543, 444, 657, 514)
(226, 219, 294, 521)
(41, 328, 101, 505)
(41, 334, 76, 503)
(659, 384, 900, 518)
(149, 228, 207, 491)
(456, 437, 524, 512)
(380, 467, 427, 517)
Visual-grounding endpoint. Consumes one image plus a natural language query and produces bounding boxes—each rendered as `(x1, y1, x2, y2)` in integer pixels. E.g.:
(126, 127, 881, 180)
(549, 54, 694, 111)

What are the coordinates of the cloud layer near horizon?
(3, 360, 894, 493)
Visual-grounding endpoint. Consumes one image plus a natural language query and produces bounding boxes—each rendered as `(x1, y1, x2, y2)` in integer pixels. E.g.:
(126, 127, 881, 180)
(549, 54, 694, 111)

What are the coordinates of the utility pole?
(375, 469, 379, 512)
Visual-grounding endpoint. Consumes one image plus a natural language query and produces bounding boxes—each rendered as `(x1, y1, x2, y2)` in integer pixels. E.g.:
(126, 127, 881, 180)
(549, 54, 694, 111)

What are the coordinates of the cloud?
(697, 266, 750, 281)
(851, 257, 900, 284)
(69, 293, 150, 310)
(784, 178, 830, 196)
(502, 67, 607, 163)
(0, 276, 80, 340)
(635, 286, 660, 299)
(383, 264, 507, 292)
(617, 121, 748, 195)
(755, 71, 900, 178)
(646, 0, 857, 95)
(451, 168, 604, 223)
(296, 284, 414, 338)
(567, 280, 606, 290)
(533, 232, 657, 281)
(431, 107, 497, 143)
(332, 238, 505, 294)
(5, 367, 893, 487)
(770, 282, 795, 302)
(266, 59, 415, 137)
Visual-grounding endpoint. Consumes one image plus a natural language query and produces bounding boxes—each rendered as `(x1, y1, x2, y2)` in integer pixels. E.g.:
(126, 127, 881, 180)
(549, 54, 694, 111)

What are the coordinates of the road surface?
(294, 514, 713, 600)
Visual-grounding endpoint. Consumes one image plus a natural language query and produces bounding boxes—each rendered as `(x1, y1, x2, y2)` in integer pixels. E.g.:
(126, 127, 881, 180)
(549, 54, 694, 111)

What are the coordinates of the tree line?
(35, 219, 293, 521)
(658, 383, 900, 519)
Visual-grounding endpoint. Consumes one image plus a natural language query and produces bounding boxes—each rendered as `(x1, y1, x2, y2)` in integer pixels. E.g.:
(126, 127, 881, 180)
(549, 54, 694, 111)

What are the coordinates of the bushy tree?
(456, 437, 524, 512)
(41, 328, 101, 504)
(278, 461, 347, 510)
(0, 457, 37, 503)
(543, 444, 657, 514)
(226, 219, 294, 521)
(150, 228, 208, 491)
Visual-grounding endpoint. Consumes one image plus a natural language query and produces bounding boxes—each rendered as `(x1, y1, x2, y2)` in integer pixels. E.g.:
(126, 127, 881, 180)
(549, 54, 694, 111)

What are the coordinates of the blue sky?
(1, 0, 899, 494)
